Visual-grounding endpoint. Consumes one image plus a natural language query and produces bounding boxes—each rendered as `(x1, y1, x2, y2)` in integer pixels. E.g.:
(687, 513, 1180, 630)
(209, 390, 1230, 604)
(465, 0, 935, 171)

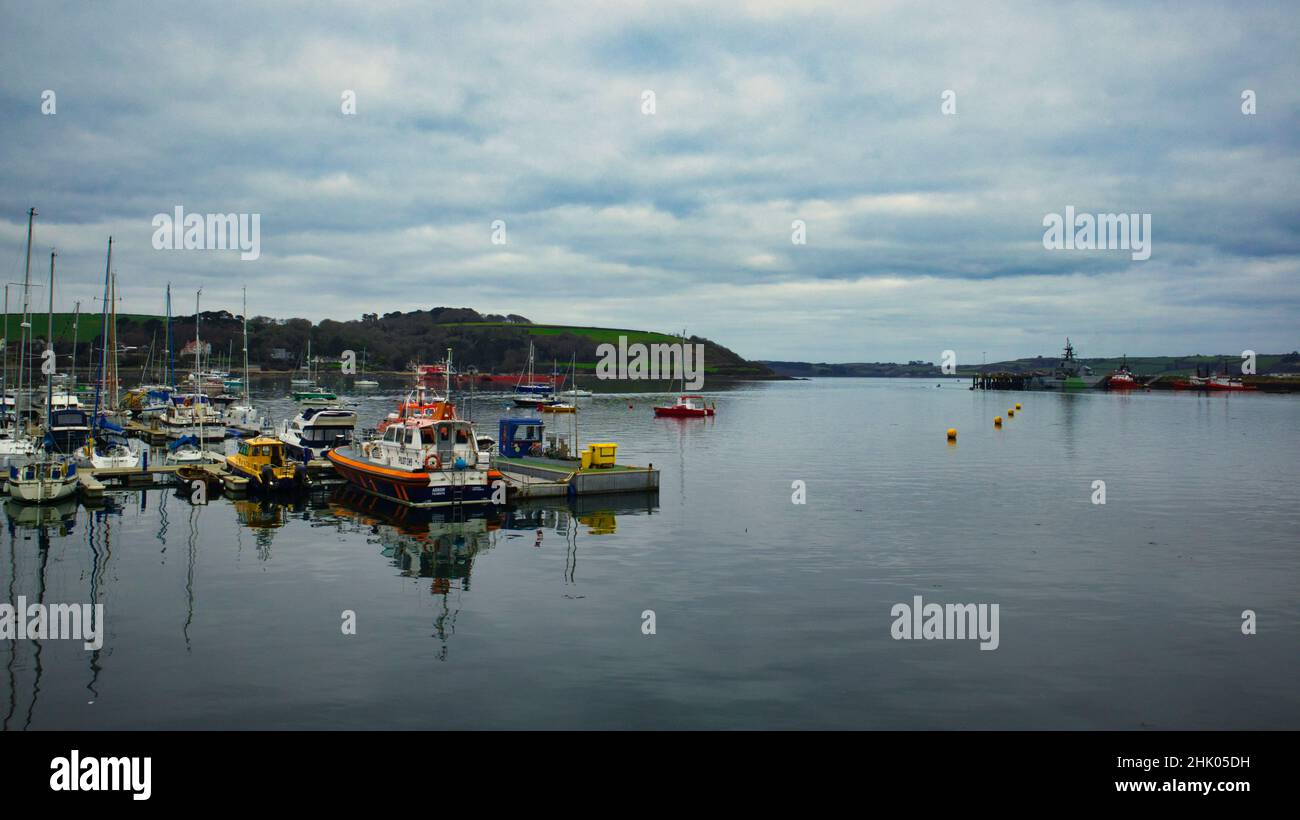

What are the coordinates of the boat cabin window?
(384, 427, 399, 443)
(421, 427, 438, 445)
(438, 424, 451, 441)
(238, 442, 250, 456)
(513, 424, 541, 442)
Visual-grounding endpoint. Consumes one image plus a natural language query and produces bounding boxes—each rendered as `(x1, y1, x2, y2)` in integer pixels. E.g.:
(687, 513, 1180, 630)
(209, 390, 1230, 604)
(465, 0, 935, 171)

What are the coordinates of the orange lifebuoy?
(423, 453, 441, 471)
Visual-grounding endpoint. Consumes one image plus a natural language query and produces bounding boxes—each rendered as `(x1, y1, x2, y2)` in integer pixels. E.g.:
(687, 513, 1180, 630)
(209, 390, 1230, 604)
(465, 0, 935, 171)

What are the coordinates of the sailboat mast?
(108, 270, 118, 411)
(46, 250, 55, 432)
(70, 301, 79, 393)
(165, 283, 175, 389)
(194, 289, 201, 382)
(93, 238, 112, 424)
(195, 288, 203, 444)
(17, 207, 35, 437)
(242, 287, 249, 402)
(2, 286, 7, 430)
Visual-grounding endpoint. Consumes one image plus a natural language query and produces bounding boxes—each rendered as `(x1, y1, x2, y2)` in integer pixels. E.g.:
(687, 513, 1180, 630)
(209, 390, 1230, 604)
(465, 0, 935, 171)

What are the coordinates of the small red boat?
(1205, 375, 1254, 392)
(653, 395, 715, 418)
(1172, 364, 1256, 392)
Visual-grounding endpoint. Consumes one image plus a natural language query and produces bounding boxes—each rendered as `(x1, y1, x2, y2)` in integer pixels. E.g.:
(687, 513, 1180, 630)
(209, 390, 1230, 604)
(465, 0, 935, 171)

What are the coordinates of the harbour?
(2, 377, 1296, 730)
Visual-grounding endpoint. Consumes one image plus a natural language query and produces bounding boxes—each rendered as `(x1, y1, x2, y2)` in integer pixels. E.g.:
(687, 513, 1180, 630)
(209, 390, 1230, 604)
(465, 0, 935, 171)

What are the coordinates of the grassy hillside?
(2, 313, 164, 344)
(8, 308, 776, 379)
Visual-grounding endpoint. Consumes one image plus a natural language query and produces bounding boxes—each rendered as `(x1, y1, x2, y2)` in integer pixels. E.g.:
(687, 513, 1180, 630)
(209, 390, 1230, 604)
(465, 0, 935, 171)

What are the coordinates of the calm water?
(2, 378, 1298, 729)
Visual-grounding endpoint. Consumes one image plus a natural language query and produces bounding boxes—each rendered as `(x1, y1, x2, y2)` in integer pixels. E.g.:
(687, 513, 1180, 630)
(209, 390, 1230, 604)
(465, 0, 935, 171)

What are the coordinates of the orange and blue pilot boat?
(327, 417, 499, 508)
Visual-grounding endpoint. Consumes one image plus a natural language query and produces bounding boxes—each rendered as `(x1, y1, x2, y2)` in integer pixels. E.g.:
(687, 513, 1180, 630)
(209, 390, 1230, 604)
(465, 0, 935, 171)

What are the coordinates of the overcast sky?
(1, 1, 1297, 363)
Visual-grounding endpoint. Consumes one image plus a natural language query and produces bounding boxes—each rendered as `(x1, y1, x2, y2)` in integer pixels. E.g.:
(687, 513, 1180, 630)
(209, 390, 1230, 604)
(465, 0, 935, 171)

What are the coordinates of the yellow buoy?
(1015, 403, 1022, 410)
(994, 416, 1002, 426)
(1007, 409, 1015, 417)
(946, 428, 957, 440)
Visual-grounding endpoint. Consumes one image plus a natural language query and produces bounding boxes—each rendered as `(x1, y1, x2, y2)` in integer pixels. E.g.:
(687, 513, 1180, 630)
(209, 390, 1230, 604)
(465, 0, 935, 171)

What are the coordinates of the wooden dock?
(68, 452, 341, 500)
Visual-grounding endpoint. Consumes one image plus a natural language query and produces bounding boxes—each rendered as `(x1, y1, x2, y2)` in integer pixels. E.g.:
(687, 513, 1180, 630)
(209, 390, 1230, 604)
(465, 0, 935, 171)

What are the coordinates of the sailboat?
(354, 348, 379, 388)
(290, 337, 337, 405)
(222, 288, 263, 436)
(653, 330, 715, 418)
(8, 223, 79, 504)
(0, 226, 36, 464)
(512, 340, 552, 405)
(538, 354, 578, 413)
(290, 341, 314, 386)
(161, 290, 223, 450)
(80, 251, 141, 468)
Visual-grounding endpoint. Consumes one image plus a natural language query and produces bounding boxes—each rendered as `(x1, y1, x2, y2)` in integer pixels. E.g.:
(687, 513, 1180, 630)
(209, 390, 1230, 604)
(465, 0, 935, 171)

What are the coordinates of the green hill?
(6, 307, 775, 379)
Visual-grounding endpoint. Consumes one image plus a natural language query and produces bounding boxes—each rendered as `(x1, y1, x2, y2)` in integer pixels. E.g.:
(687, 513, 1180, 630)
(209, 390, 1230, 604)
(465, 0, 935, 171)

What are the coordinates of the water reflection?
(4, 496, 105, 729)
(330, 486, 501, 594)
(1, 482, 661, 719)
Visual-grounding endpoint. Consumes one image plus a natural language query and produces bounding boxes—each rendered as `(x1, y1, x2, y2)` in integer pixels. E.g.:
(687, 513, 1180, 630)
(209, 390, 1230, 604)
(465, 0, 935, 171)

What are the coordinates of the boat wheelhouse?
(46, 407, 92, 453)
(377, 385, 454, 433)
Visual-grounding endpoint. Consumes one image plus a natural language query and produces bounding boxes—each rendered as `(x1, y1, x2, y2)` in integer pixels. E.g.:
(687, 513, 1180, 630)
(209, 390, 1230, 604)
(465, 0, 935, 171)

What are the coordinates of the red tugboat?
(1107, 356, 1139, 390)
(653, 395, 715, 418)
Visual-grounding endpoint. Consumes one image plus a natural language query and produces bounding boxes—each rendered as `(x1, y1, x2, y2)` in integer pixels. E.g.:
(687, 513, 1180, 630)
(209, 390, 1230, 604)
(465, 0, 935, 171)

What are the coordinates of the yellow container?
(580, 449, 593, 470)
(590, 442, 617, 467)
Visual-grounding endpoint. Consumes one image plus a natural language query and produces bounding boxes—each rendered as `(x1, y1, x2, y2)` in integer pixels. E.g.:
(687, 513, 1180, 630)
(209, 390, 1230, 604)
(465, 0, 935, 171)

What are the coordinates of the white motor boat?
(223, 402, 264, 437)
(278, 406, 358, 461)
